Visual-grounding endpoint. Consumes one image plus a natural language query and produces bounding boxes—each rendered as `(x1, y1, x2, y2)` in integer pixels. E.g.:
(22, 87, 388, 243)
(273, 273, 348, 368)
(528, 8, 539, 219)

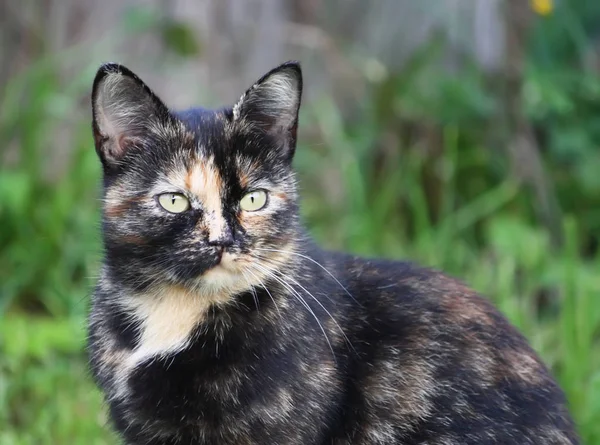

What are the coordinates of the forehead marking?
(186, 156, 226, 241)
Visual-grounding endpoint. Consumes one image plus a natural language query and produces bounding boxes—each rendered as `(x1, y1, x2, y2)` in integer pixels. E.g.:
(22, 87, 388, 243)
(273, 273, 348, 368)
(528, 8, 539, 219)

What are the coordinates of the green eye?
(240, 190, 267, 212)
(158, 193, 190, 213)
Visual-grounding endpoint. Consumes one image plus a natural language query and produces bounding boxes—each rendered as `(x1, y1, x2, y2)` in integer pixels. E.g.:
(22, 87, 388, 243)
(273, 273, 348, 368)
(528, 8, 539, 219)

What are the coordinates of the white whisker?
(251, 262, 337, 362)
(255, 247, 358, 305)
(278, 273, 355, 354)
(252, 261, 355, 354)
(242, 266, 283, 320)
(240, 269, 260, 312)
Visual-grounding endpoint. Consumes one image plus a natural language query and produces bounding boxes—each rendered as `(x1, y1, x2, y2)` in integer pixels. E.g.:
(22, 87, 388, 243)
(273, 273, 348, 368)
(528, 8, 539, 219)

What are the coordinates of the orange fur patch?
(105, 201, 131, 218)
(105, 195, 146, 218)
(119, 234, 147, 245)
(186, 156, 226, 240)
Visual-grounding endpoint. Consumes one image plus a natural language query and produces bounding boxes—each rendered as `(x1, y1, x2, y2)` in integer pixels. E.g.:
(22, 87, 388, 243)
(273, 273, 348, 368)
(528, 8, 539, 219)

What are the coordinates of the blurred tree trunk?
(503, 0, 563, 247)
(290, 0, 319, 23)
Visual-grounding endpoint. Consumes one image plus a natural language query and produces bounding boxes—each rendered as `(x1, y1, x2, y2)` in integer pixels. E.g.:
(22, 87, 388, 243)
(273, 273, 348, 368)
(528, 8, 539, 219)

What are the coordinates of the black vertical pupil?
(251, 195, 255, 203)
(171, 195, 176, 205)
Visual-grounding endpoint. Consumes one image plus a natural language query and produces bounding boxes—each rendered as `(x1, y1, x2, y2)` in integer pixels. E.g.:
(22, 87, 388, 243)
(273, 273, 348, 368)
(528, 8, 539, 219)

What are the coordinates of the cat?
(87, 61, 579, 445)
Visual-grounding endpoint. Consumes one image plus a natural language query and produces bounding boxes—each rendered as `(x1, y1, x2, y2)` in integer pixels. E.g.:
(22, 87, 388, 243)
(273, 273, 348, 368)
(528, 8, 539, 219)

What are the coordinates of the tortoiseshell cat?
(88, 61, 579, 444)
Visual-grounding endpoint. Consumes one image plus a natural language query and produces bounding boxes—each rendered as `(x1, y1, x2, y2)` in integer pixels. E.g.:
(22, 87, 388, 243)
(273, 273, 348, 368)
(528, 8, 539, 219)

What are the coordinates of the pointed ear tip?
(95, 62, 121, 80)
(280, 60, 302, 77)
(92, 63, 120, 96)
(282, 60, 301, 69)
(93, 62, 139, 89)
(267, 61, 302, 91)
(98, 62, 122, 72)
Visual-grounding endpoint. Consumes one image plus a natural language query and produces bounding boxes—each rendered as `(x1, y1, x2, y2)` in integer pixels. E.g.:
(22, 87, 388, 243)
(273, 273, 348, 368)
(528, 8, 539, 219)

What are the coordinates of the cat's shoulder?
(329, 252, 523, 340)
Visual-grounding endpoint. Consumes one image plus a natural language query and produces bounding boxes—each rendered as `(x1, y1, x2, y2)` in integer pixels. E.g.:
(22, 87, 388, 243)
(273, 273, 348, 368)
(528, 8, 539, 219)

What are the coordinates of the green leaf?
(0, 172, 31, 217)
(161, 21, 201, 57)
(122, 6, 160, 34)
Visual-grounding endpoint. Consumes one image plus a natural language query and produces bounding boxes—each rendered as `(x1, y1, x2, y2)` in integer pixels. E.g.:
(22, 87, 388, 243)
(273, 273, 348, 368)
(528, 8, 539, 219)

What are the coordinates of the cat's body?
(88, 62, 579, 444)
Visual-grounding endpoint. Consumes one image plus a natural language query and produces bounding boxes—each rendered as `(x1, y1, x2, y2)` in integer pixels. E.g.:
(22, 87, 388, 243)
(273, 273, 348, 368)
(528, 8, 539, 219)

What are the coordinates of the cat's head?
(92, 62, 303, 295)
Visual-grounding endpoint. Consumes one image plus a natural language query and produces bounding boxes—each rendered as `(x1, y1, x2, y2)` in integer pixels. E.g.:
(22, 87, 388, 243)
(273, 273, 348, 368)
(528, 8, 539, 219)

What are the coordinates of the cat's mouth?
(200, 250, 247, 291)
(214, 246, 225, 265)
(205, 248, 238, 272)
(214, 250, 237, 269)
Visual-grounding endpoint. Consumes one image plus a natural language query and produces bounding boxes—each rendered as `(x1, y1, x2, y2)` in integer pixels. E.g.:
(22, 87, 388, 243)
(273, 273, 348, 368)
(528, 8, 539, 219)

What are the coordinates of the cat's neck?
(100, 256, 299, 357)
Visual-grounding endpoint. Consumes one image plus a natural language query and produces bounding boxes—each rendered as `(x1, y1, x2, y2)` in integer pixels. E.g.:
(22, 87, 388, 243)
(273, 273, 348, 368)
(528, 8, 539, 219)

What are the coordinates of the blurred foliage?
(0, 63, 101, 318)
(123, 5, 202, 57)
(1, 1, 600, 444)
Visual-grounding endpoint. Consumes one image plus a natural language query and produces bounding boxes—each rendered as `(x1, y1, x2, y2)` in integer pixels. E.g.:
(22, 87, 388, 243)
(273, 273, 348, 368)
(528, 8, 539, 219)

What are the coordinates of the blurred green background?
(1, 0, 600, 443)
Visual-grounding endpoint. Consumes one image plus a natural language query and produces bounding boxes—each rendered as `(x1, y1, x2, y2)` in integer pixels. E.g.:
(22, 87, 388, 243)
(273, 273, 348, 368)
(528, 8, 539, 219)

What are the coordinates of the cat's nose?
(207, 227, 234, 248)
(206, 215, 234, 248)
(208, 235, 234, 248)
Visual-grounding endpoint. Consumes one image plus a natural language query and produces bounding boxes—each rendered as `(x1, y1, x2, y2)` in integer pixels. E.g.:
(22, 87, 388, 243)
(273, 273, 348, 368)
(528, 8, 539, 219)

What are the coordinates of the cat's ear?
(232, 61, 302, 158)
(91, 63, 171, 168)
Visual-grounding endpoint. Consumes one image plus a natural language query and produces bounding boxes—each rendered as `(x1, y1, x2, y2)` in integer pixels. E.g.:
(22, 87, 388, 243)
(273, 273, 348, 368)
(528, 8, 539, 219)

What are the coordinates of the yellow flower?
(531, 0, 553, 16)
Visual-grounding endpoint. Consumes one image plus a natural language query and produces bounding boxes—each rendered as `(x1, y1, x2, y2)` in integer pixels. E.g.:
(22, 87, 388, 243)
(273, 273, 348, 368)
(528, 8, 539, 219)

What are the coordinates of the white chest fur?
(124, 285, 232, 367)
(103, 285, 231, 401)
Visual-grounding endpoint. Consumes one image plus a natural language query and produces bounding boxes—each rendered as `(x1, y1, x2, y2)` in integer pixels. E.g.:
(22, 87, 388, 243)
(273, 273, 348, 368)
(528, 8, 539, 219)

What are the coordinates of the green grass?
(0, 316, 118, 445)
(2, 24, 600, 445)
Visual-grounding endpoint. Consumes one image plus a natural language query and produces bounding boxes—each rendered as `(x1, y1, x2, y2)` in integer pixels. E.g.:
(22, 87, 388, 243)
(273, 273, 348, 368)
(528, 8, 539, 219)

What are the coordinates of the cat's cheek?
(239, 216, 295, 249)
(239, 212, 272, 233)
(109, 234, 149, 249)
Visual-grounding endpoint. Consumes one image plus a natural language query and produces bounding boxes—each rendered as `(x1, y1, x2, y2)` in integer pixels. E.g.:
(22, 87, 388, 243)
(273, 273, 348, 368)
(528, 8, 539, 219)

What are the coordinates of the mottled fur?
(88, 61, 579, 444)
